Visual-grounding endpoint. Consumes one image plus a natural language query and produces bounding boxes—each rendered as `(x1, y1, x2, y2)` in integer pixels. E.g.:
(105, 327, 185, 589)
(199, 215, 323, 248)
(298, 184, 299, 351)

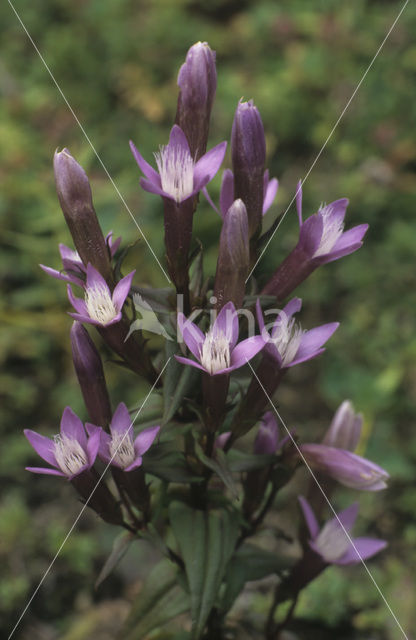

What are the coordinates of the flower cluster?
(25, 41, 388, 638)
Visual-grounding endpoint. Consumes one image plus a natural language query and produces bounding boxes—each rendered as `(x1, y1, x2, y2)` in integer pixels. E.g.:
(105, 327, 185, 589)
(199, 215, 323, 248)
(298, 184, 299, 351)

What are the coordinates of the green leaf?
(221, 543, 297, 613)
(194, 441, 240, 500)
(122, 558, 189, 640)
(131, 285, 176, 314)
(163, 342, 199, 424)
(142, 442, 203, 483)
(95, 531, 135, 588)
(170, 502, 239, 639)
(226, 448, 275, 472)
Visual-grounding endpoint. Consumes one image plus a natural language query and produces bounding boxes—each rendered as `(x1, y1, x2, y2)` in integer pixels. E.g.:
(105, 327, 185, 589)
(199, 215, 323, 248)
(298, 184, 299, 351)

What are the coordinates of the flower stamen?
(85, 284, 117, 325)
(200, 329, 230, 374)
(54, 434, 88, 476)
(155, 144, 194, 203)
(313, 204, 344, 257)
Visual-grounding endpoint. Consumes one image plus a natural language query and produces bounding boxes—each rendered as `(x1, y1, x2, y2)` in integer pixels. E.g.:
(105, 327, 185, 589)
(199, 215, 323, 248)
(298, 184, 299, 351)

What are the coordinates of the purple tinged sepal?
(299, 497, 387, 565)
(323, 400, 363, 451)
(299, 444, 389, 491)
(175, 41, 217, 160)
(231, 100, 266, 237)
(213, 199, 249, 310)
(54, 149, 113, 284)
(70, 321, 112, 428)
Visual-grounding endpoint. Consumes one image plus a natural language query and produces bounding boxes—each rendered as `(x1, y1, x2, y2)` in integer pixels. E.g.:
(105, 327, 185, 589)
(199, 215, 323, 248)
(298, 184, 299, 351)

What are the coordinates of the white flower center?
(312, 203, 344, 257)
(155, 144, 194, 203)
(54, 435, 88, 476)
(199, 329, 230, 375)
(85, 284, 117, 325)
(271, 316, 304, 366)
(315, 521, 351, 563)
(109, 432, 135, 469)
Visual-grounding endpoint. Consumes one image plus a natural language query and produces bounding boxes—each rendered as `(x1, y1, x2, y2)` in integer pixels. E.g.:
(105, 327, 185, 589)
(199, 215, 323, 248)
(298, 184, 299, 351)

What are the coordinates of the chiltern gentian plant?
(23, 41, 390, 639)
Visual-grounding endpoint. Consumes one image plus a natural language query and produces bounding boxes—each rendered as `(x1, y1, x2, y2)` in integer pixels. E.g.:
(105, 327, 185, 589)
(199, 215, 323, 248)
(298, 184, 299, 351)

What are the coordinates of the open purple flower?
(40, 232, 121, 287)
(299, 497, 387, 565)
(176, 301, 265, 376)
(256, 298, 339, 369)
(24, 407, 101, 478)
(130, 125, 226, 204)
(89, 402, 160, 472)
(296, 181, 368, 265)
(67, 263, 134, 327)
(299, 443, 389, 491)
(204, 168, 278, 219)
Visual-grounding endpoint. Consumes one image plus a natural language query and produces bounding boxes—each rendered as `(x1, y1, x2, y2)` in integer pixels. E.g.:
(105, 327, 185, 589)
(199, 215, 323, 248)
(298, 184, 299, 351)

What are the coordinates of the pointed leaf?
(163, 342, 200, 424)
(122, 558, 190, 640)
(95, 531, 135, 589)
(170, 502, 239, 639)
(194, 442, 239, 500)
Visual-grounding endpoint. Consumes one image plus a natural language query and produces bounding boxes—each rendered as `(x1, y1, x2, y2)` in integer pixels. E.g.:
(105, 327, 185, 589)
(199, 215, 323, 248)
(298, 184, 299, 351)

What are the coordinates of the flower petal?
(295, 180, 303, 226)
(24, 429, 57, 467)
(168, 124, 190, 153)
(298, 213, 323, 256)
(263, 175, 278, 215)
(111, 402, 133, 439)
(124, 456, 143, 472)
(213, 301, 238, 347)
(67, 312, 100, 325)
(86, 426, 102, 467)
(86, 263, 109, 291)
(134, 425, 160, 456)
(220, 169, 234, 218)
(292, 323, 339, 364)
(67, 285, 88, 315)
(202, 186, 219, 214)
(140, 177, 170, 198)
(25, 466, 65, 476)
(229, 335, 265, 370)
(193, 141, 227, 191)
(177, 312, 205, 359)
(60, 406, 87, 448)
(174, 355, 207, 372)
(129, 140, 160, 183)
(336, 537, 387, 565)
(112, 270, 135, 312)
(298, 496, 320, 539)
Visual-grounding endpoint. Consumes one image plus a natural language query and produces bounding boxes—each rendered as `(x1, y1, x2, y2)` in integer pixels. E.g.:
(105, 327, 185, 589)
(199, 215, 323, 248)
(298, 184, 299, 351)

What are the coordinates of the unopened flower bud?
(70, 321, 112, 428)
(214, 199, 249, 310)
(254, 412, 279, 455)
(176, 41, 217, 159)
(322, 400, 362, 451)
(231, 100, 266, 237)
(54, 149, 113, 283)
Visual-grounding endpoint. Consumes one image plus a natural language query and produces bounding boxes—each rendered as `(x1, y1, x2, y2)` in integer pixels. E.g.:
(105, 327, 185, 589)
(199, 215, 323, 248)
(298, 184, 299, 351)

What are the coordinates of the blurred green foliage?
(1, 0, 416, 638)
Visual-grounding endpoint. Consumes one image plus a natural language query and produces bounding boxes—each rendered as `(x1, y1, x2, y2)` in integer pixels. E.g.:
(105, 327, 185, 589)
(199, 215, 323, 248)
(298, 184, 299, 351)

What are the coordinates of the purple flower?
(322, 400, 363, 451)
(67, 263, 134, 327)
(89, 403, 160, 471)
(40, 232, 121, 287)
(299, 444, 389, 491)
(254, 412, 280, 455)
(256, 298, 339, 369)
(130, 124, 226, 204)
(299, 497, 387, 565)
(24, 407, 101, 478)
(296, 181, 368, 265)
(204, 168, 278, 218)
(175, 301, 265, 376)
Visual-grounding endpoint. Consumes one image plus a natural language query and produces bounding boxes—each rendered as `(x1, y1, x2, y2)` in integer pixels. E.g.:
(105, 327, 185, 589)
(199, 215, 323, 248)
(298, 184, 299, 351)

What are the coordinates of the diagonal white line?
(246, 361, 409, 640)
(7, 358, 171, 640)
(7, 0, 171, 284)
(247, 0, 411, 283)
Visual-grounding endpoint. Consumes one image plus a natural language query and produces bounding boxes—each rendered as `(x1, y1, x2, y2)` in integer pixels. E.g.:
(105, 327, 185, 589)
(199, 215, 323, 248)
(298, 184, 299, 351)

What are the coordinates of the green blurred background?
(1, 0, 416, 638)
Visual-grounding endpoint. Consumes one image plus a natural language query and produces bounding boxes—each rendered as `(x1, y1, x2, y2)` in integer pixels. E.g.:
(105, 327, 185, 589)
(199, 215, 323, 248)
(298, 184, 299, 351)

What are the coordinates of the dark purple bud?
(214, 199, 249, 310)
(70, 321, 112, 428)
(70, 469, 124, 526)
(231, 100, 266, 237)
(176, 42, 217, 159)
(54, 149, 113, 284)
(322, 400, 362, 451)
(254, 412, 279, 455)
